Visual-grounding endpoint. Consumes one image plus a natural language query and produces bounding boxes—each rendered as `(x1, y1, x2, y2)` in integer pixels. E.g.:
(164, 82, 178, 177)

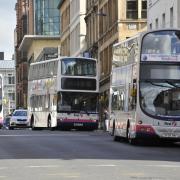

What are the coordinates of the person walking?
(104, 108, 109, 132)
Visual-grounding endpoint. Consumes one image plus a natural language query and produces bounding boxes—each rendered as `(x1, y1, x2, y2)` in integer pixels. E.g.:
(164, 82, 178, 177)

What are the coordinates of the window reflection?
(140, 82, 180, 116)
(142, 30, 180, 55)
(35, 0, 60, 35)
(57, 92, 99, 113)
(111, 89, 125, 111)
(61, 58, 96, 76)
(140, 64, 180, 117)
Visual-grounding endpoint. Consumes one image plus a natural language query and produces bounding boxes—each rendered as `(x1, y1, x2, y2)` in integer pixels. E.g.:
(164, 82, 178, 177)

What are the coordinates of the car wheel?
(9, 126, 14, 130)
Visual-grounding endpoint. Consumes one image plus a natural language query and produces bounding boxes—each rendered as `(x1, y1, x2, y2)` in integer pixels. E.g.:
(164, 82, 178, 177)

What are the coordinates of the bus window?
(112, 91, 119, 110)
(112, 88, 125, 111)
(129, 79, 137, 110)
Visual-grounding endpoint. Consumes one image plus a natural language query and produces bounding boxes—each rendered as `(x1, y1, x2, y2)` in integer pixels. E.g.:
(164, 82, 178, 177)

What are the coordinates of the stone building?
(0, 53, 15, 117)
(85, 0, 147, 125)
(58, 0, 87, 57)
(15, 0, 60, 108)
(147, 0, 180, 30)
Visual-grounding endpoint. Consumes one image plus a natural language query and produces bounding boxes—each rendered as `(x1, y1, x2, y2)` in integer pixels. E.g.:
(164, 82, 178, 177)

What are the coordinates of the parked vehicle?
(0, 117, 3, 129)
(9, 109, 28, 129)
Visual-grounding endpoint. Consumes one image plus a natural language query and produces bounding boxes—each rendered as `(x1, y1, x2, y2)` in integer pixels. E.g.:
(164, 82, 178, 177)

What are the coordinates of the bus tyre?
(113, 129, 122, 141)
(48, 118, 54, 131)
(128, 137, 137, 145)
(31, 119, 37, 130)
(114, 135, 120, 141)
(127, 127, 137, 145)
(111, 121, 115, 136)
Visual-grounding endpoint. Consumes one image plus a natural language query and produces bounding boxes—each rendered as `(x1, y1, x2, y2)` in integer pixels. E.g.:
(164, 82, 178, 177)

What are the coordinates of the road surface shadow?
(0, 129, 180, 162)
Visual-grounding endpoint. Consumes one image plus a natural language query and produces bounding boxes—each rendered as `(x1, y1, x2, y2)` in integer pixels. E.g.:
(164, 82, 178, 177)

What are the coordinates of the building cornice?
(19, 35, 60, 51)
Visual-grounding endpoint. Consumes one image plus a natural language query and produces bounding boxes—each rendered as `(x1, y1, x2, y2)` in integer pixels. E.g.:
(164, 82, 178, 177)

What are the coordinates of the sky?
(0, 0, 16, 60)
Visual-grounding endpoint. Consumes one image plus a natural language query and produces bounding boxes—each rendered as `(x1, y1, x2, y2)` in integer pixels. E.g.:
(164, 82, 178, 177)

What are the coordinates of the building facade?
(85, 0, 99, 59)
(85, 0, 147, 126)
(15, 0, 60, 108)
(0, 56, 16, 117)
(58, 0, 86, 57)
(15, 0, 29, 109)
(147, 0, 180, 30)
(58, 0, 70, 56)
(34, 0, 60, 35)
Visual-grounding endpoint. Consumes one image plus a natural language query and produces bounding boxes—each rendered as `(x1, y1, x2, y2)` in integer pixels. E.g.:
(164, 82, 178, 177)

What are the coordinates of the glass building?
(35, 0, 60, 35)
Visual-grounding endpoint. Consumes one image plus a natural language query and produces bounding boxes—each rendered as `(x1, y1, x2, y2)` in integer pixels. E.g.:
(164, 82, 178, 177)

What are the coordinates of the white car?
(9, 109, 28, 129)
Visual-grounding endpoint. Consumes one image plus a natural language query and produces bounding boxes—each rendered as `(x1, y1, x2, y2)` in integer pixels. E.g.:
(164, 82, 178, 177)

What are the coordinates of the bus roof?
(113, 28, 180, 49)
(113, 33, 140, 48)
(30, 56, 97, 66)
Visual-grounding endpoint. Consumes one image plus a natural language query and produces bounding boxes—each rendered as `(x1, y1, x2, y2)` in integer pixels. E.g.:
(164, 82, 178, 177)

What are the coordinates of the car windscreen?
(13, 111, 27, 116)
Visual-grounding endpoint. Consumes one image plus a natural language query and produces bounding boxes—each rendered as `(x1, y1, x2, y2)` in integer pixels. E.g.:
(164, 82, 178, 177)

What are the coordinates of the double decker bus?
(0, 75, 3, 128)
(28, 57, 99, 130)
(109, 29, 180, 144)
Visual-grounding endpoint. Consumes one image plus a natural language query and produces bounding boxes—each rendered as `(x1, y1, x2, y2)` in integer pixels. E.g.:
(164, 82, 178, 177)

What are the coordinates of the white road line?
(0, 134, 89, 137)
(0, 176, 6, 178)
(45, 173, 80, 178)
(88, 164, 117, 167)
(145, 164, 180, 168)
(0, 167, 8, 170)
(27, 165, 60, 168)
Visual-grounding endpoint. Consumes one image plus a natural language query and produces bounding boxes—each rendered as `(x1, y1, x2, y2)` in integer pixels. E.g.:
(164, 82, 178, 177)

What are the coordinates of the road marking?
(0, 176, 6, 179)
(146, 164, 180, 168)
(0, 134, 89, 137)
(27, 165, 60, 168)
(45, 173, 80, 178)
(88, 164, 117, 167)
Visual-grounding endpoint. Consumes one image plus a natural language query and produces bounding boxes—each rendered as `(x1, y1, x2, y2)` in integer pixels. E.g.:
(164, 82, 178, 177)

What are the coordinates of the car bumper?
(10, 122, 29, 128)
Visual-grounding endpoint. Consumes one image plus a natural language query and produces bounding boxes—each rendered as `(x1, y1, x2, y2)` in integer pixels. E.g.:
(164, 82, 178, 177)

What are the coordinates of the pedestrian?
(104, 108, 109, 132)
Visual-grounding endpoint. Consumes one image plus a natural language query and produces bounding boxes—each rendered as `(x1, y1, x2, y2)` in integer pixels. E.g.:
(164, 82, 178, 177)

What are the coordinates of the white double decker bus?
(0, 75, 3, 128)
(28, 57, 99, 130)
(109, 29, 180, 144)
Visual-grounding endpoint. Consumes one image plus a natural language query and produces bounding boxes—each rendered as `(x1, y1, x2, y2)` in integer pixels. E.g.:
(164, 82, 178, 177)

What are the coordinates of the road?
(0, 129, 180, 180)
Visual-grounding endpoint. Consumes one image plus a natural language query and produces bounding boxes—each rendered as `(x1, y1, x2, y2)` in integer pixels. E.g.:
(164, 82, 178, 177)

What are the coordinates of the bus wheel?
(114, 135, 121, 141)
(127, 127, 137, 145)
(111, 121, 115, 136)
(31, 119, 36, 130)
(113, 129, 122, 141)
(48, 118, 54, 131)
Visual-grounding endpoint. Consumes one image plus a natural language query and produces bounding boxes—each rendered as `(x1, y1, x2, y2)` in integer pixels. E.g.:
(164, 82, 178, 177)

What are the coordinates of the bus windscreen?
(141, 30, 180, 62)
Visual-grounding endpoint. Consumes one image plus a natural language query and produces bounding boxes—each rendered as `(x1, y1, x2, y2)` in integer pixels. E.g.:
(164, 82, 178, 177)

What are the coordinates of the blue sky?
(0, 1, 16, 60)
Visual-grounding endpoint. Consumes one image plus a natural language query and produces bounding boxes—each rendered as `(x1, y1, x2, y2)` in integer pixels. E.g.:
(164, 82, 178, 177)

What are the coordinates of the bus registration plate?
(162, 132, 177, 138)
(74, 123, 83, 127)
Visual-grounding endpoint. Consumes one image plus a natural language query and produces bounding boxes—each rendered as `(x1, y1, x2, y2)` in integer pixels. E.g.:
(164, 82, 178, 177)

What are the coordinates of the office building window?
(126, 0, 138, 19)
(8, 92, 15, 101)
(8, 74, 15, 85)
(141, 0, 147, 18)
(149, 23, 152, 30)
(162, 13, 165, 28)
(170, 7, 173, 27)
(35, 0, 60, 35)
(155, 18, 158, 29)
